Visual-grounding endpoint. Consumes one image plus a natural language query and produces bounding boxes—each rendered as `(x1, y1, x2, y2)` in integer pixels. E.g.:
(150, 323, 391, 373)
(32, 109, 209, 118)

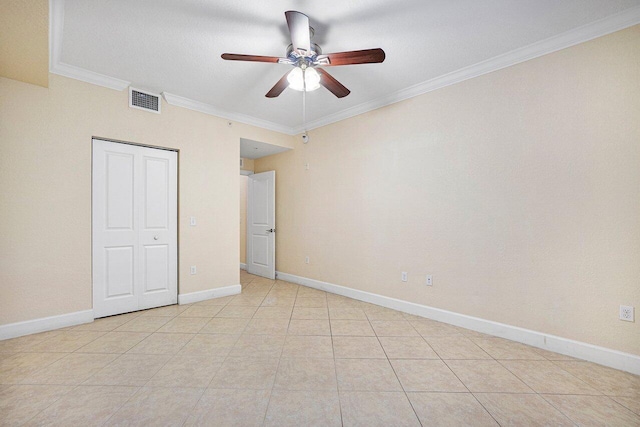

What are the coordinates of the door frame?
(91, 137, 180, 318)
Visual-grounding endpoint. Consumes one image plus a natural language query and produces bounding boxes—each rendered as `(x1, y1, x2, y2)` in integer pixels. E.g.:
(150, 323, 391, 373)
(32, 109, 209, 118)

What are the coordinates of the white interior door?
(247, 171, 275, 279)
(92, 139, 177, 318)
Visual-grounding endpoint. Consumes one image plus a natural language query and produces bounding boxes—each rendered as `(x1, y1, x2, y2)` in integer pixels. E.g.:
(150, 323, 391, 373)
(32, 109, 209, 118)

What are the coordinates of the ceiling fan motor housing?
(286, 43, 322, 62)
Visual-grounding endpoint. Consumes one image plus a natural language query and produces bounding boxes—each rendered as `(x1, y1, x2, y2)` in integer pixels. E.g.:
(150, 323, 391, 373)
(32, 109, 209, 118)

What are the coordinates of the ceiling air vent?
(129, 87, 161, 114)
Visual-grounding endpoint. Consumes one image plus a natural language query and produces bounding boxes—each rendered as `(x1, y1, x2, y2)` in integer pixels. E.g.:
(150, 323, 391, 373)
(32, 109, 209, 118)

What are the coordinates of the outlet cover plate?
(620, 305, 634, 322)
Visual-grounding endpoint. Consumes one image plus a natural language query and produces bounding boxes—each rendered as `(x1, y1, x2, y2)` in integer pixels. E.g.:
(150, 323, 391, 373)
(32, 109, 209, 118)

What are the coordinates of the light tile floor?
(1, 271, 640, 426)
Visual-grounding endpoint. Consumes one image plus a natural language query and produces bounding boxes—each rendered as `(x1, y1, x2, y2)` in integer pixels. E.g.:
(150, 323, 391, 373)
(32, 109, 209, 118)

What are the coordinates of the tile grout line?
(402, 316, 484, 426)
(122, 296, 231, 425)
(95, 306, 198, 426)
(177, 294, 242, 427)
(192, 274, 270, 424)
(260, 276, 292, 427)
(440, 358, 503, 426)
(5, 271, 639, 425)
(546, 358, 612, 394)
(371, 320, 425, 426)
(535, 393, 583, 426)
(406, 314, 501, 424)
(327, 298, 346, 427)
(608, 396, 640, 416)
(495, 357, 611, 397)
(99, 385, 145, 427)
(13, 382, 79, 426)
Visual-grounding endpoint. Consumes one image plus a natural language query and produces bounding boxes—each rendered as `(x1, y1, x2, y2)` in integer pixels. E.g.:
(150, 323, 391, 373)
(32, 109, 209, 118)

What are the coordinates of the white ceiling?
(55, 0, 640, 134)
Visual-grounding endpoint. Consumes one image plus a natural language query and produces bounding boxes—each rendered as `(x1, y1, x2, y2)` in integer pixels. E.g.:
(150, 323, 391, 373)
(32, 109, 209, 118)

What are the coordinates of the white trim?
(48, 0, 64, 73)
(51, 62, 131, 91)
(162, 93, 292, 135)
(177, 284, 241, 305)
(291, 5, 640, 134)
(48, 0, 640, 134)
(276, 271, 640, 376)
(240, 263, 247, 270)
(0, 310, 94, 341)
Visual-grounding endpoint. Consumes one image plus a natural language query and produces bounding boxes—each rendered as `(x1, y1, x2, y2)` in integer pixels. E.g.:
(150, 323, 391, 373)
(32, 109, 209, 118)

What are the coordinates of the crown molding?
(49, 0, 640, 134)
(291, 5, 640, 134)
(51, 61, 131, 91)
(48, 0, 63, 72)
(161, 92, 293, 135)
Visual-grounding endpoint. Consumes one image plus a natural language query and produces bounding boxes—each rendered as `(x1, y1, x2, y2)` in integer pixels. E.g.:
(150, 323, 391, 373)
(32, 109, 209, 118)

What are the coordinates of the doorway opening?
(239, 138, 291, 280)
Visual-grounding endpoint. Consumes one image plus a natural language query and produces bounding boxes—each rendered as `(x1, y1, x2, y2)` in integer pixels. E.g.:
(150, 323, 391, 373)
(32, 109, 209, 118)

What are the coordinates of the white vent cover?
(129, 87, 161, 114)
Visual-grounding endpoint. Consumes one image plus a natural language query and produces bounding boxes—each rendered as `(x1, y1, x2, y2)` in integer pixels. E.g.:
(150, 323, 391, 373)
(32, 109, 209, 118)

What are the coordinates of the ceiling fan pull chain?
(302, 69, 307, 133)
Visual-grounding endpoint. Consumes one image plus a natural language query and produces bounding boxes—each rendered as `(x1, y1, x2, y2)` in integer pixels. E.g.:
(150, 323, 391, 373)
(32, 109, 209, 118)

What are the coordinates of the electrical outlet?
(305, 163, 309, 170)
(190, 216, 196, 226)
(620, 305, 634, 322)
(426, 275, 433, 286)
(305, 256, 310, 264)
(401, 272, 408, 282)
(190, 266, 197, 275)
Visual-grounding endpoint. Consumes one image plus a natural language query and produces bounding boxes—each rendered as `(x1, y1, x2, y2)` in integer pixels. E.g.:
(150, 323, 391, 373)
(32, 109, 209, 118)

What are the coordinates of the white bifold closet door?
(92, 139, 178, 318)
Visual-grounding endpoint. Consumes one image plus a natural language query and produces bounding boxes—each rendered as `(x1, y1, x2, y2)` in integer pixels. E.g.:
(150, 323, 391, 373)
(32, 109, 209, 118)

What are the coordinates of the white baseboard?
(240, 263, 247, 270)
(178, 284, 241, 305)
(276, 271, 640, 376)
(0, 310, 94, 341)
(1, 284, 240, 341)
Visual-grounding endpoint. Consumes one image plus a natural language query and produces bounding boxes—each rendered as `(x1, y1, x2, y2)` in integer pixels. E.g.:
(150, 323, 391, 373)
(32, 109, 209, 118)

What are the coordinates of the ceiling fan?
(221, 11, 385, 98)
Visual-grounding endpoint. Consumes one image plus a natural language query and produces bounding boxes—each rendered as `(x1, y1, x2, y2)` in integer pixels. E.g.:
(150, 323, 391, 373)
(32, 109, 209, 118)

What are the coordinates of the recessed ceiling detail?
(50, 0, 640, 135)
(240, 138, 292, 160)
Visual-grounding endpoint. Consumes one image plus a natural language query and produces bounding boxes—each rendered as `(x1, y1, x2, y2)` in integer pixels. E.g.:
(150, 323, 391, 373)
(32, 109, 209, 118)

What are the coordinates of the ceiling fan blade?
(317, 69, 350, 98)
(285, 11, 311, 53)
(322, 48, 386, 66)
(265, 72, 291, 98)
(221, 53, 281, 63)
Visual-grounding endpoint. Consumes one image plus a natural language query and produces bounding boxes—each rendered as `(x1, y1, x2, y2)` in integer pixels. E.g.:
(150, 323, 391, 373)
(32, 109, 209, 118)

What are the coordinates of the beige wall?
(241, 157, 254, 172)
(0, 73, 293, 326)
(239, 157, 253, 264)
(240, 175, 248, 264)
(0, 0, 49, 87)
(256, 26, 640, 355)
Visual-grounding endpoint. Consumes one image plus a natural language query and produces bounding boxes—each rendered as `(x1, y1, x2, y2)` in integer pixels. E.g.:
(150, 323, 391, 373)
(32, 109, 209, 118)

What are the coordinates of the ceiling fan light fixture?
(222, 11, 384, 98)
(287, 67, 321, 92)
